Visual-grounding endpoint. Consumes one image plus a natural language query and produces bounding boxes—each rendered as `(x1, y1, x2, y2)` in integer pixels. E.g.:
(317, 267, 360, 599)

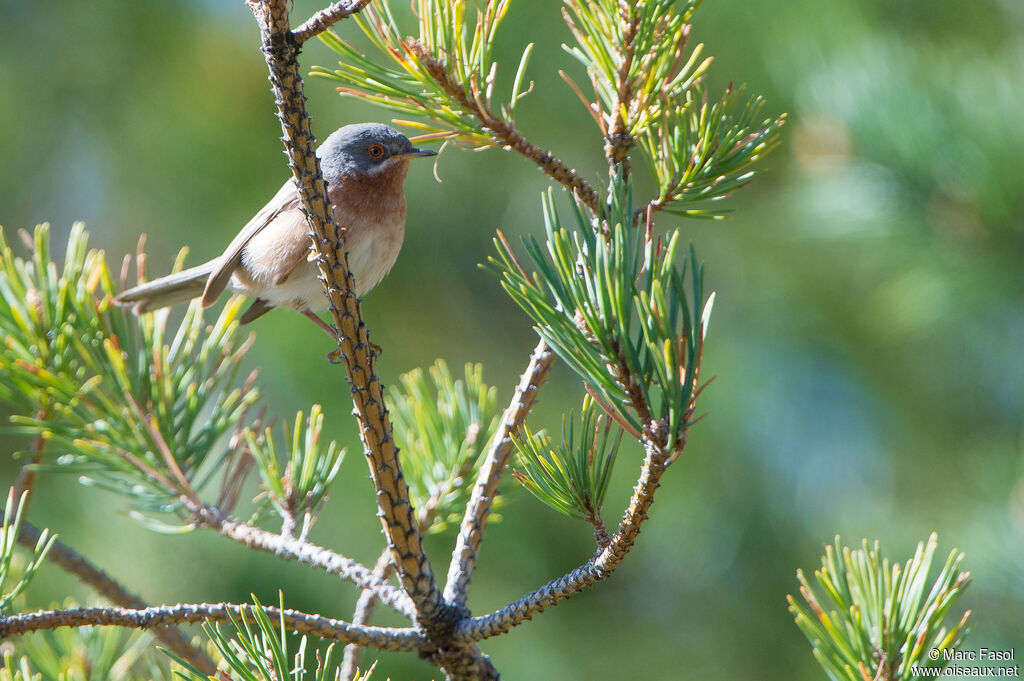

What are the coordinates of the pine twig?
(2, 516, 216, 675)
(454, 438, 673, 641)
(189, 503, 415, 618)
(444, 339, 555, 607)
(605, 1, 640, 169)
(340, 549, 393, 681)
(0, 603, 424, 651)
(292, 0, 373, 44)
(11, 434, 44, 516)
(246, 0, 444, 626)
(408, 42, 602, 214)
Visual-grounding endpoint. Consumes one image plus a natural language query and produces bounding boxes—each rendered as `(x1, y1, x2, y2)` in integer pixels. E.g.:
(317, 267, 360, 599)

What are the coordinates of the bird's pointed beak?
(399, 148, 438, 158)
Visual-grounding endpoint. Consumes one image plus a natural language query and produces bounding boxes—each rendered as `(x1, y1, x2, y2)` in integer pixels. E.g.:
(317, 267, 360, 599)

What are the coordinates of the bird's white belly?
(233, 259, 328, 310)
(234, 215, 404, 311)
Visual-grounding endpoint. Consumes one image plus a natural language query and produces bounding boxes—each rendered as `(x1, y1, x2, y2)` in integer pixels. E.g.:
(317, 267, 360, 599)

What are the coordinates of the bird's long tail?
(114, 261, 217, 313)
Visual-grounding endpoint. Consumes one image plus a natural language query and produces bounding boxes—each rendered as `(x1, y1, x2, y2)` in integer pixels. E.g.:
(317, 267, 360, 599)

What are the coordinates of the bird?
(115, 123, 436, 336)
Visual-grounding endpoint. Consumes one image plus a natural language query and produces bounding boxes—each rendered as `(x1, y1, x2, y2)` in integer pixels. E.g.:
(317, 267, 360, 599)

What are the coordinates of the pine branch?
(605, 1, 641, 168)
(343, 447, 490, 680)
(0, 603, 424, 651)
(313, 4, 602, 213)
(189, 502, 415, 618)
(510, 396, 622, 525)
(1, 514, 216, 674)
(292, 0, 373, 44)
(11, 433, 44, 516)
(455, 437, 674, 640)
(340, 549, 393, 681)
(444, 339, 555, 607)
(246, 0, 444, 626)
(407, 43, 602, 213)
(388, 361, 500, 536)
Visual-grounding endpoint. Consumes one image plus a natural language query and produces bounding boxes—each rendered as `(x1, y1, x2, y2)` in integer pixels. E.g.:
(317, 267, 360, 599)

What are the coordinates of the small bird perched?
(116, 123, 436, 334)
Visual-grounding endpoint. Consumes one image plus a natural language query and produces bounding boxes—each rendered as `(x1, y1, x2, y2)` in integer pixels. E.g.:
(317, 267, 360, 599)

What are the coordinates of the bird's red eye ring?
(367, 144, 386, 159)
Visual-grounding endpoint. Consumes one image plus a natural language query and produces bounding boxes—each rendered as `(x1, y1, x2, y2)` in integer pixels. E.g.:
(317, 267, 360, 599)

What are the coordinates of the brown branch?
(11, 432, 44, 516)
(340, 549, 393, 681)
(0, 603, 424, 651)
(3, 516, 216, 675)
(454, 437, 673, 641)
(610, 339, 655, 433)
(247, 0, 444, 627)
(125, 391, 202, 506)
(291, 0, 373, 44)
(605, 1, 640, 169)
(341, 447, 482, 679)
(408, 42, 602, 214)
(584, 507, 611, 550)
(189, 503, 415, 618)
(444, 339, 555, 607)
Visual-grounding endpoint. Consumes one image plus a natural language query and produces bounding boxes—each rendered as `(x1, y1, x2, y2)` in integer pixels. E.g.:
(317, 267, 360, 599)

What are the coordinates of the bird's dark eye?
(367, 144, 386, 160)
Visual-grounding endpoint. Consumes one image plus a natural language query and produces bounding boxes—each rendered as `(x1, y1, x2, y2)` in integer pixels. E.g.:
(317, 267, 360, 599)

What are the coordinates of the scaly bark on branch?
(445, 339, 555, 607)
(0, 603, 425, 651)
(246, 0, 444, 627)
(604, 1, 640, 169)
(345, 444, 497, 679)
(190, 503, 414, 617)
(408, 42, 602, 214)
(454, 437, 675, 640)
(292, 0, 373, 44)
(2, 516, 216, 675)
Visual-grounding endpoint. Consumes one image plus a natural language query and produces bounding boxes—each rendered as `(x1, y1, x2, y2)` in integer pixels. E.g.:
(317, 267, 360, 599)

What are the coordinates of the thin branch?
(292, 0, 373, 44)
(125, 391, 202, 507)
(189, 503, 415, 619)
(340, 549, 393, 681)
(11, 432, 44, 516)
(408, 42, 602, 214)
(584, 508, 611, 550)
(247, 0, 444, 626)
(454, 437, 673, 641)
(605, 1, 640, 168)
(3, 516, 216, 675)
(0, 604, 424, 651)
(444, 339, 555, 607)
(610, 339, 656, 438)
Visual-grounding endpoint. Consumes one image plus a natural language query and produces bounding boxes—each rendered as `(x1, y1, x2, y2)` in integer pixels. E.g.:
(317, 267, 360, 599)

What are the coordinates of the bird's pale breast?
(235, 161, 410, 311)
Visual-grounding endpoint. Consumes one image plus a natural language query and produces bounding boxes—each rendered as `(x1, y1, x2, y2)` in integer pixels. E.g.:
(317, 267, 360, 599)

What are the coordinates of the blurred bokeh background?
(1, 0, 1022, 678)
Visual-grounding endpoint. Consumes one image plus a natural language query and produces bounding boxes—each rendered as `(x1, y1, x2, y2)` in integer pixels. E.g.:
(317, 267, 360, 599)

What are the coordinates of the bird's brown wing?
(200, 180, 299, 308)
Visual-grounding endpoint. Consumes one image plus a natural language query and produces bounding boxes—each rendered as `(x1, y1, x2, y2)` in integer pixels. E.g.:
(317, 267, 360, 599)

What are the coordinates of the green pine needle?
(388, 360, 500, 533)
(512, 395, 621, 523)
(637, 85, 786, 216)
(312, 0, 523, 145)
(0, 224, 259, 522)
(0, 490, 56, 613)
(247, 405, 345, 536)
(168, 594, 371, 681)
(490, 184, 708, 448)
(789, 534, 971, 681)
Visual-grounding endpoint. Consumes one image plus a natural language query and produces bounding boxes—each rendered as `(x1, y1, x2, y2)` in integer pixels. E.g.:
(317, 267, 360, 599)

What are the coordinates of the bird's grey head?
(317, 123, 435, 178)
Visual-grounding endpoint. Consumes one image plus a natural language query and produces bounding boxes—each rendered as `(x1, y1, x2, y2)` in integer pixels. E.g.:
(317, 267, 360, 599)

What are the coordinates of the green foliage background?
(1, 0, 1022, 678)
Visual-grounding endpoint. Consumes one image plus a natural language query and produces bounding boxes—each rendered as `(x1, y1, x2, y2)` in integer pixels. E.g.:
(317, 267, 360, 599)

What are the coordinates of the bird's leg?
(300, 309, 345, 363)
(301, 308, 337, 338)
(301, 308, 381, 362)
